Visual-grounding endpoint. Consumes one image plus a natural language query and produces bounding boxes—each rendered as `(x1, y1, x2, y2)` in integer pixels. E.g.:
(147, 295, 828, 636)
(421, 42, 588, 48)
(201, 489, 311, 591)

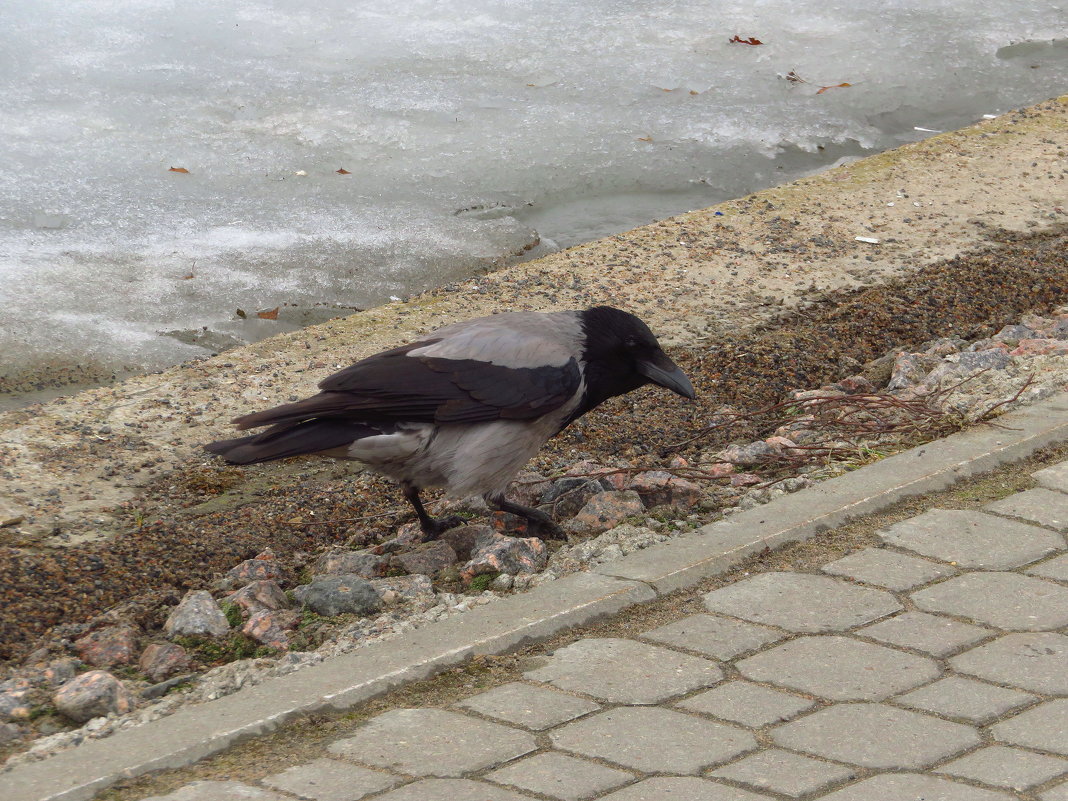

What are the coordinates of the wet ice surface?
(1, 0, 1066, 392)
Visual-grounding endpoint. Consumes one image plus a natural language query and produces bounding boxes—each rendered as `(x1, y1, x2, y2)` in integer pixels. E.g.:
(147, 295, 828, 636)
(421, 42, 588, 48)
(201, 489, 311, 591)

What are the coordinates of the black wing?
(232, 342, 582, 430)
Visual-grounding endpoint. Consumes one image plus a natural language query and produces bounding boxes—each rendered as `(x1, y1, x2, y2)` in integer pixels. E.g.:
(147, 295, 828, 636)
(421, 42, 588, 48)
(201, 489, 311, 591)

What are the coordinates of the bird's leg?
(486, 495, 566, 540)
(402, 483, 464, 541)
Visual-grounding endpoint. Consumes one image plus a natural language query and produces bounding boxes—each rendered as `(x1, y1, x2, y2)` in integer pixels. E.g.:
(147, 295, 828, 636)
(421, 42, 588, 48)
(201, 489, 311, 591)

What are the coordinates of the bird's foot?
(419, 514, 466, 541)
(487, 496, 567, 541)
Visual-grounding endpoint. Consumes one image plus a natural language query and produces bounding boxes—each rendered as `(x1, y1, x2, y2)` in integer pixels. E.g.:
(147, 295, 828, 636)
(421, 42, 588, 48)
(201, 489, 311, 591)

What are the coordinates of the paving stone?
(951, 632, 1068, 694)
(985, 488, 1068, 532)
(1034, 461, 1068, 493)
(822, 547, 956, 590)
(262, 758, 400, 801)
(641, 613, 785, 660)
(820, 773, 1014, 800)
(523, 637, 722, 704)
(372, 778, 537, 801)
(678, 681, 815, 727)
(1028, 553, 1068, 581)
(141, 782, 290, 801)
(895, 676, 1036, 723)
(991, 699, 1068, 755)
(772, 703, 981, 769)
(937, 745, 1068, 791)
(880, 509, 1063, 569)
(702, 573, 901, 633)
(736, 635, 938, 700)
(551, 707, 756, 774)
(598, 777, 774, 801)
(327, 708, 535, 776)
(858, 611, 992, 657)
(708, 748, 856, 797)
(457, 682, 599, 730)
(911, 572, 1068, 630)
(485, 752, 632, 801)
(1043, 781, 1068, 801)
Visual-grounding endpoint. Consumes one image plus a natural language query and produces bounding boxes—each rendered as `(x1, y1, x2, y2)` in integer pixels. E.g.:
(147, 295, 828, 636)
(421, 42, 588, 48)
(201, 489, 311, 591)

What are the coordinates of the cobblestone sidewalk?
(142, 460, 1068, 801)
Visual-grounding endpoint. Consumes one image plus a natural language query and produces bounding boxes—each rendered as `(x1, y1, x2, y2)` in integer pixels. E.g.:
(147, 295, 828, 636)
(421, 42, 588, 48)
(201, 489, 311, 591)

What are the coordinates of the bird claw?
(419, 515, 466, 541)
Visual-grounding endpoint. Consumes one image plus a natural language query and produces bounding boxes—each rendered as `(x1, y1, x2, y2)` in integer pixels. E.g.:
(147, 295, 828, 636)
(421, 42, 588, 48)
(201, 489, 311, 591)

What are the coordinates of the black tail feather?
(204, 420, 386, 464)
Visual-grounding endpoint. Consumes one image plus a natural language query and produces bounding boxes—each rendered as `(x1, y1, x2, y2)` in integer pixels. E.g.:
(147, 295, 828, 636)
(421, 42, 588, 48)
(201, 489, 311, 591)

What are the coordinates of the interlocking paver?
(951, 632, 1068, 694)
(858, 611, 992, 656)
(457, 682, 599, 730)
(822, 547, 956, 590)
(485, 752, 633, 801)
(1043, 780, 1068, 801)
(702, 573, 901, 633)
(327, 708, 535, 776)
(985, 488, 1068, 532)
(678, 681, 815, 727)
(991, 699, 1068, 755)
(141, 783, 290, 801)
(736, 635, 938, 700)
(641, 613, 785, 660)
(708, 748, 856, 797)
(550, 707, 756, 774)
(599, 777, 774, 800)
(820, 773, 1014, 800)
(262, 758, 401, 801)
(895, 676, 1036, 723)
(523, 637, 722, 703)
(1034, 461, 1068, 493)
(372, 778, 536, 801)
(1028, 553, 1068, 581)
(911, 572, 1068, 630)
(936, 745, 1068, 791)
(880, 508, 1063, 569)
(771, 703, 980, 769)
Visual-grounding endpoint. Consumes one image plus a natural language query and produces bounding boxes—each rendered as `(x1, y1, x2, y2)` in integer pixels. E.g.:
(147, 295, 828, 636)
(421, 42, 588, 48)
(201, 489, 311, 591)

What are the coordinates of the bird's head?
(577, 306, 696, 409)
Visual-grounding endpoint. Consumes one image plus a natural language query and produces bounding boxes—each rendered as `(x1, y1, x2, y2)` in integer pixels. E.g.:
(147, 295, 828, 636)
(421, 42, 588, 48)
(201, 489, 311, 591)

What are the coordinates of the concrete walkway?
(136, 461, 1068, 799)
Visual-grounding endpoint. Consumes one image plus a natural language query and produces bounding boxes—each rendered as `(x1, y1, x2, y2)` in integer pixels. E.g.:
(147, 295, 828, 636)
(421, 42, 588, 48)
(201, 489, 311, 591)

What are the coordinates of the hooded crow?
(204, 305, 694, 539)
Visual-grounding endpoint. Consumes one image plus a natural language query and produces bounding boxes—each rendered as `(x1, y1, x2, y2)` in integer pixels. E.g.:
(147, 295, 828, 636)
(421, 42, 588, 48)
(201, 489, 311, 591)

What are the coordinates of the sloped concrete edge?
(595, 392, 1068, 593)
(4, 573, 652, 801)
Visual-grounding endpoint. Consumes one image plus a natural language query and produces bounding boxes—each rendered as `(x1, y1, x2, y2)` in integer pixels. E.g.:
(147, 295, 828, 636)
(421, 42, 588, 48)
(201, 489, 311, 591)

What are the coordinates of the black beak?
(637, 354, 696, 399)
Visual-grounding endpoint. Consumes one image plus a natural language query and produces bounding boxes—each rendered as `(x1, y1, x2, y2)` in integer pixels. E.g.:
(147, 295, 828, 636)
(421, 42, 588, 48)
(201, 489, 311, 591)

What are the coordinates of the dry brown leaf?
(168, 166, 190, 174)
(257, 307, 280, 320)
(336, 167, 351, 175)
(817, 82, 853, 94)
(637, 136, 653, 142)
(729, 35, 763, 45)
(180, 273, 194, 280)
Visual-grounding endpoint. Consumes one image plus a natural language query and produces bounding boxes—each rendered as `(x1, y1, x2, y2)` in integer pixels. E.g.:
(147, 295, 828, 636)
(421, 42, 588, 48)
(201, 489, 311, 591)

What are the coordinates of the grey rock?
(53, 670, 136, 723)
(393, 540, 458, 577)
(138, 642, 192, 682)
(294, 574, 381, 617)
(462, 530, 547, 579)
(310, 548, 386, 578)
(722, 441, 777, 465)
(541, 477, 606, 518)
(164, 590, 231, 637)
(0, 721, 23, 745)
(224, 580, 290, 617)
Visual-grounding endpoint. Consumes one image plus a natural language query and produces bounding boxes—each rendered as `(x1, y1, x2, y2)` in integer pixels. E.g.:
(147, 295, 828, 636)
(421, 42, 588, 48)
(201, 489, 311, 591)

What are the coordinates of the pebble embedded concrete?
(84, 457, 1068, 800)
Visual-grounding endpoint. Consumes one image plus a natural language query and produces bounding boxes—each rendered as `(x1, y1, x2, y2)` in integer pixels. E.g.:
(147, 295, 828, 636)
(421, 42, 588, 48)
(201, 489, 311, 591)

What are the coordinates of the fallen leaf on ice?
(729, 35, 763, 45)
(816, 82, 852, 94)
(168, 166, 190, 173)
(336, 167, 351, 175)
(257, 307, 280, 320)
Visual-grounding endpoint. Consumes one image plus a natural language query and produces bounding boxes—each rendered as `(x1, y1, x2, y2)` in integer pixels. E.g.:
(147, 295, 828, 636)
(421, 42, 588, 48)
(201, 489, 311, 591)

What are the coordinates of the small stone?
(164, 590, 231, 637)
(722, 441, 776, 465)
(700, 462, 734, 478)
(541, 477, 606, 519)
(561, 524, 667, 566)
(439, 525, 490, 561)
(215, 555, 286, 591)
(0, 685, 32, 722)
(369, 574, 435, 607)
(224, 579, 290, 617)
(994, 324, 1036, 342)
(730, 473, 761, 487)
(564, 490, 644, 534)
(0, 722, 23, 745)
(74, 625, 139, 667)
(242, 609, 299, 649)
(29, 658, 79, 688)
(311, 548, 386, 579)
(509, 471, 553, 506)
(491, 573, 514, 591)
(393, 540, 458, 577)
(294, 574, 381, 617)
(462, 530, 547, 580)
(1011, 338, 1068, 357)
(53, 670, 135, 724)
(138, 642, 192, 682)
(887, 352, 934, 389)
(625, 471, 702, 510)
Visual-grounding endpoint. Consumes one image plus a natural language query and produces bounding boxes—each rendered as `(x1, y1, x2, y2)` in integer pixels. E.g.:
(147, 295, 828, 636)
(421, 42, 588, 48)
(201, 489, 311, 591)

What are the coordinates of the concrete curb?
(6, 393, 1068, 801)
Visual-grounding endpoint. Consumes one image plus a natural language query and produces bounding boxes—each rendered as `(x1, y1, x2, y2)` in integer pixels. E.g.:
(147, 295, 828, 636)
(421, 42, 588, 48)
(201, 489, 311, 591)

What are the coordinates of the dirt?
(91, 442, 1067, 801)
